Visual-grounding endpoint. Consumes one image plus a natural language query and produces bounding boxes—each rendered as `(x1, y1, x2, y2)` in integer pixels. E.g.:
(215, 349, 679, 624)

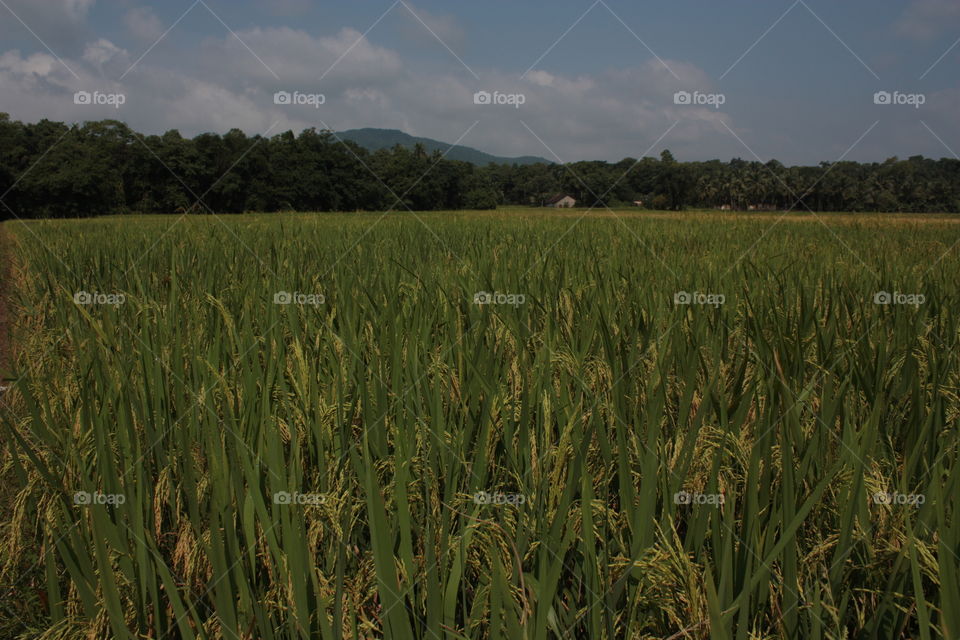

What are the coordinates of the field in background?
(1, 210, 959, 639)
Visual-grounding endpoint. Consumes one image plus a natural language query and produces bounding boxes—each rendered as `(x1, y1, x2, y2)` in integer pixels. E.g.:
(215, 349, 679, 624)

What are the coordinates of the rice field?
(1, 209, 959, 639)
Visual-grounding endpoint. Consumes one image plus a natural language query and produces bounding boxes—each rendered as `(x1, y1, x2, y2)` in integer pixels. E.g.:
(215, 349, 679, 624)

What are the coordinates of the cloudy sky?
(1, 0, 958, 165)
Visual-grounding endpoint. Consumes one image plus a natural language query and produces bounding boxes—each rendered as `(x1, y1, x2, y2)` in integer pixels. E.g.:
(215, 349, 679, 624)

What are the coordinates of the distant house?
(545, 194, 576, 208)
(633, 200, 644, 207)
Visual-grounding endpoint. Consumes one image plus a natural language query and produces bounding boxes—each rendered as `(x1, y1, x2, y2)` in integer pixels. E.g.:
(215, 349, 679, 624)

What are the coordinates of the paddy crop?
(1, 210, 958, 639)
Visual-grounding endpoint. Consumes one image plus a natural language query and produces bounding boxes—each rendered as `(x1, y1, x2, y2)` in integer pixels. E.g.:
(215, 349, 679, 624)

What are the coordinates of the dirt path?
(0, 223, 11, 387)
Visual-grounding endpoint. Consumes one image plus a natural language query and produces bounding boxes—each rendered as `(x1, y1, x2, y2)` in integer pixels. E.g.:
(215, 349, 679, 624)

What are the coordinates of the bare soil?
(0, 223, 11, 385)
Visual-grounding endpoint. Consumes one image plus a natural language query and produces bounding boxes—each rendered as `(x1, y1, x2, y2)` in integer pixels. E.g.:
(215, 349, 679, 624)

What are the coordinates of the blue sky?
(1, 0, 959, 164)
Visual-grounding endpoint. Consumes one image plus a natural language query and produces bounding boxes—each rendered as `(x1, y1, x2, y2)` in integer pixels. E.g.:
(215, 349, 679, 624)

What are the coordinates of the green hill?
(336, 128, 551, 166)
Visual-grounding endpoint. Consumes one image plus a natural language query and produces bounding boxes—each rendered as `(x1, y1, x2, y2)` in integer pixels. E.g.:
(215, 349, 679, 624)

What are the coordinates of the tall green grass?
(1, 210, 958, 639)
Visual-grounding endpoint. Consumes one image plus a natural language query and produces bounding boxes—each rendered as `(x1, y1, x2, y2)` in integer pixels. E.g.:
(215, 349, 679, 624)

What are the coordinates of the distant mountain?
(336, 128, 552, 166)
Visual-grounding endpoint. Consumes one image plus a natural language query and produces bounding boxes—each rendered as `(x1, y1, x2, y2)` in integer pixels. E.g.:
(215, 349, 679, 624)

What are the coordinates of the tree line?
(2, 114, 959, 218)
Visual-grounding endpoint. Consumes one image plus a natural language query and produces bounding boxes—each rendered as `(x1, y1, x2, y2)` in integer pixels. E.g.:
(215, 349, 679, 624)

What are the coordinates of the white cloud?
(4, 0, 95, 23)
(0, 26, 800, 164)
(0, 50, 58, 76)
(82, 39, 126, 68)
(189, 27, 404, 87)
(0, 0, 95, 49)
(526, 70, 595, 94)
(60, 0, 95, 21)
(0, 25, 737, 163)
(896, 0, 960, 40)
(163, 79, 276, 134)
(124, 7, 165, 43)
(397, 3, 466, 49)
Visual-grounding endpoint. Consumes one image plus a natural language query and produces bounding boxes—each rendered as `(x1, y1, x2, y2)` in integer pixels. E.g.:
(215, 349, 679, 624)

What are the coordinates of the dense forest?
(2, 113, 960, 218)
